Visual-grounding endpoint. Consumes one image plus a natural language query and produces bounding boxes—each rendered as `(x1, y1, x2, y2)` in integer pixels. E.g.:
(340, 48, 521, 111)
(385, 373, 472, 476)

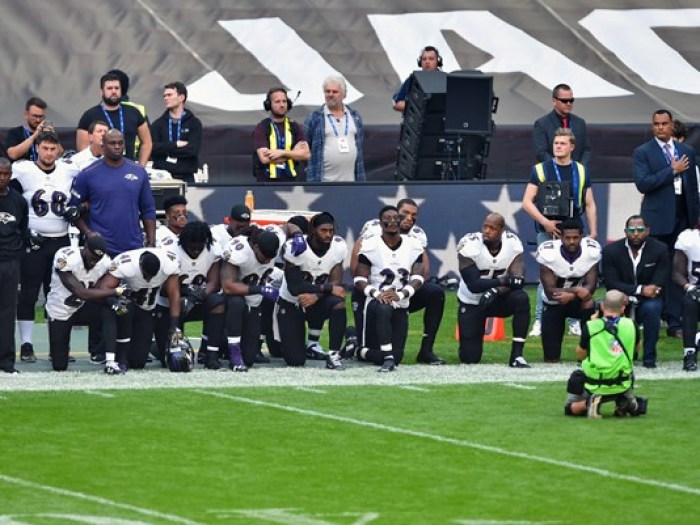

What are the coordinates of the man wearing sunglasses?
(601, 215, 669, 368)
(533, 84, 591, 167)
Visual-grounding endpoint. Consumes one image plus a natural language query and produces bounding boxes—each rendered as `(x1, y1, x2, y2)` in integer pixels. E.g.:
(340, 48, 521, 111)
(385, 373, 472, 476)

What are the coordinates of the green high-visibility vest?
(582, 317, 635, 395)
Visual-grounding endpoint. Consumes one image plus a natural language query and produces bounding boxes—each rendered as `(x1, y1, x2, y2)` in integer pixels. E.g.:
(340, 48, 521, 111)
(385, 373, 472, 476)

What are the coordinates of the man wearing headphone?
(392, 46, 443, 113)
(254, 87, 309, 182)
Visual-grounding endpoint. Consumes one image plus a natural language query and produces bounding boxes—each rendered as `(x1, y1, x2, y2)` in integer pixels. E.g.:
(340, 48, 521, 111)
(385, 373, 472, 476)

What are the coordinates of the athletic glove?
(106, 295, 131, 316)
(62, 206, 81, 222)
(115, 284, 131, 298)
(259, 285, 280, 302)
(479, 287, 499, 310)
(184, 284, 207, 303)
(687, 286, 700, 303)
(290, 232, 307, 256)
(499, 275, 524, 289)
(181, 296, 197, 318)
(169, 319, 183, 346)
(28, 230, 45, 251)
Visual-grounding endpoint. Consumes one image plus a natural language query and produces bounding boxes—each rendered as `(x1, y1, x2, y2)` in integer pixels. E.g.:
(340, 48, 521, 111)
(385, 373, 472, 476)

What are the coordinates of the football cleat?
(204, 351, 221, 370)
(326, 352, 345, 370)
(228, 343, 247, 372)
(305, 342, 328, 360)
(416, 352, 446, 365)
(509, 356, 531, 368)
(90, 353, 107, 365)
(340, 326, 358, 360)
(683, 352, 697, 372)
(254, 350, 270, 364)
(20, 343, 36, 363)
(104, 361, 125, 375)
(568, 320, 582, 336)
(378, 357, 396, 373)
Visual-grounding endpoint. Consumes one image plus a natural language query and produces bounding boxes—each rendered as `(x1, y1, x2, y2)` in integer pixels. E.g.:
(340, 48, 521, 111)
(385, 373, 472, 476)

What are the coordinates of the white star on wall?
(429, 232, 460, 278)
(183, 187, 217, 222)
(273, 186, 324, 211)
(481, 184, 521, 233)
(377, 186, 425, 208)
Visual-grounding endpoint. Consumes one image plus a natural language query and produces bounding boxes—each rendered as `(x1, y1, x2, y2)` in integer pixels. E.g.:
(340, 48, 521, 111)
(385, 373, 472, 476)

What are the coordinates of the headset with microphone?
(417, 46, 443, 68)
(263, 87, 292, 112)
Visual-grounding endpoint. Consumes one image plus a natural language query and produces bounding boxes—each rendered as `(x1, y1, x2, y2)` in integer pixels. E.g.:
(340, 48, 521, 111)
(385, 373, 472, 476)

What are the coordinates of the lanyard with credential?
(270, 118, 287, 149)
(23, 127, 36, 160)
(168, 111, 186, 142)
(551, 159, 581, 210)
(326, 112, 349, 137)
(101, 103, 124, 132)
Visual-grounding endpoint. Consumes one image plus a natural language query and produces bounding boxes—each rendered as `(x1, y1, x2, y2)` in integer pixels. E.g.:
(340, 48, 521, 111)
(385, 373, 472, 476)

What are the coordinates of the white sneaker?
(568, 320, 581, 336)
(529, 320, 541, 337)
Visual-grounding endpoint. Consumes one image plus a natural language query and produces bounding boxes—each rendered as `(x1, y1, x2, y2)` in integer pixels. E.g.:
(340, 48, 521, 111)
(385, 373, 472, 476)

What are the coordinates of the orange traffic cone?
(483, 317, 506, 342)
(455, 317, 506, 342)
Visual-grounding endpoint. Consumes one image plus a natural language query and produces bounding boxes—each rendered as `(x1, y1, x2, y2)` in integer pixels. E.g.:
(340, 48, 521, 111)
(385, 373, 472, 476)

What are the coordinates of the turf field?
(1, 288, 698, 524)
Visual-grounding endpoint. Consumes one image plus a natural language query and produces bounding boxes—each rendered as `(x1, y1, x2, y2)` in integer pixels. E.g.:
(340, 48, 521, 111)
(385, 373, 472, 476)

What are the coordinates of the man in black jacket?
(533, 83, 591, 166)
(150, 81, 202, 183)
(601, 215, 669, 368)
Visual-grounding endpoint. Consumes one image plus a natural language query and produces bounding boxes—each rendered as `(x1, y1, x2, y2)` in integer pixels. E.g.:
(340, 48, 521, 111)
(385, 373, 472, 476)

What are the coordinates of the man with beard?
(10, 132, 79, 363)
(601, 215, 668, 368)
(76, 72, 152, 165)
(351, 198, 445, 364)
(536, 218, 601, 362)
(5, 97, 55, 162)
(150, 81, 202, 183)
(456, 212, 530, 367)
(392, 46, 442, 113)
(70, 129, 157, 257)
(304, 76, 365, 182)
(220, 228, 280, 371)
(0, 158, 28, 374)
(277, 212, 348, 369)
(45, 235, 117, 371)
(254, 87, 309, 182)
(154, 221, 224, 369)
(354, 206, 424, 372)
(155, 195, 189, 252)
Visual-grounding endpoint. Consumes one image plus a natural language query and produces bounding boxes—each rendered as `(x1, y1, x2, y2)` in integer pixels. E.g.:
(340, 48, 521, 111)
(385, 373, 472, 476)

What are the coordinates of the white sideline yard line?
(83, 390, 116, 398)
(501, 383, 537, 391)
(294, 387, 327, 394)
(195, 390, 700, 497)
(398, 385, 430, 392)
(455, 520, 562, 525)
(0, 474, 204, 525)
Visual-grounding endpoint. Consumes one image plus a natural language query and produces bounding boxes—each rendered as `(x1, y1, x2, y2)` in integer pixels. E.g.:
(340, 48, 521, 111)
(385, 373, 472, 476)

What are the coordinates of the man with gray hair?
(304, 75, 365, 182)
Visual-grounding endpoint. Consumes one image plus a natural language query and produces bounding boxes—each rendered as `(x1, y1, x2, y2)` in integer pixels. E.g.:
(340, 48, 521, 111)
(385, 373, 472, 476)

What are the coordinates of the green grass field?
(2, 287, 698, 524)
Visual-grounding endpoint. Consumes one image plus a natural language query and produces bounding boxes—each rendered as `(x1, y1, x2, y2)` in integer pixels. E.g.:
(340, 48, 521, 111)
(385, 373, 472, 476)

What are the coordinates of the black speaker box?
(407, 71, 447, 114)
(444, 71, 493, 134)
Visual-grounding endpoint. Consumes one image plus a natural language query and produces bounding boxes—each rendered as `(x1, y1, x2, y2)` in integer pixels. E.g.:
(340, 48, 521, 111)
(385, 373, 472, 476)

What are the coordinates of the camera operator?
(564, 290, 648, 419)
(522, 127, 598, 338)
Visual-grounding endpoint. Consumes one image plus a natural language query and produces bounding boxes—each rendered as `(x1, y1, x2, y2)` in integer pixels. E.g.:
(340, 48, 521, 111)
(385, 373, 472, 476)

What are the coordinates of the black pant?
(277, 295, 346, 366)
(653, 230, 686, 331)
(17, 235, 70, 320)
(226, 296, 262, 367)
(105, 305, 155, 369)
(0, 258, 20, 371)
(48, 302, 105, 371)
(542, 300, 594, 362)
(362, 300, 409, 365)
(457, 289, 530, 364)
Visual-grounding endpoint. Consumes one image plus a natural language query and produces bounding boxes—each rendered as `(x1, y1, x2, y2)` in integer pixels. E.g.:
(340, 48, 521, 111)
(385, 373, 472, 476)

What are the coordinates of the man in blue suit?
(634, 109, 699, 338)
(533, 84, 591, 166)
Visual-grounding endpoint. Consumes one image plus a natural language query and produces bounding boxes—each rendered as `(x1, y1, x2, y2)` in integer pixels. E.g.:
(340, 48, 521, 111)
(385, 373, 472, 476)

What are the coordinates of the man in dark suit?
(602, 215, 669, 368)
(533, 83, 591, 166)
(633, 109, 699, 338)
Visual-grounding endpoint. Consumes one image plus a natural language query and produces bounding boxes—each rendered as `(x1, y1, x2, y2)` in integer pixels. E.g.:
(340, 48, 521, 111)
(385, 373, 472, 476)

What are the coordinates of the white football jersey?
(360, 219, 428, 249)
(45, 246, 111, 321)
(536, 237, 601, 305)
(456, 231, 524, 305)
(359, 235, 423, 308)
(59, 148, 100, 177)
(279, 235, 348, 305)
(221, 235, 276, 307)
(156, 243, 221, 307)
(11, 160, 76, 236)
(109, 248, 179, 311)
(675, 228, 700, 285)
(210, 223, 234, 252)
(155, 225, 179, 253)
